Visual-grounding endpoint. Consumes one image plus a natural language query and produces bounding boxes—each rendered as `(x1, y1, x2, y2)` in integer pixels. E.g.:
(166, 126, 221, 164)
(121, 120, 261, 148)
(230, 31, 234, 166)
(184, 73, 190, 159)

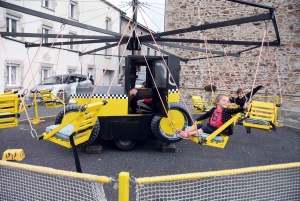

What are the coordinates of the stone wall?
(165, 0, 300, 96)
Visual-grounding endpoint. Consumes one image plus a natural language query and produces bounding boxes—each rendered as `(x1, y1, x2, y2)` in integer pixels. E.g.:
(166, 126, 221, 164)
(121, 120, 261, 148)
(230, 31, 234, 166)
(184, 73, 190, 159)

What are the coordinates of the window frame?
(41, 67, 51, 82)
(42, 26, 51, 43)
(105, 17, 111, 30)
(88, 68, 94, 78)
(43, 0, 50, 8)
(147, 47, 150, 56)
(68, 68, 75, 74)
(6, 64, 19, 86)
(105, 42, 112, 58)
(70, 1, 77, 19)
(6, 15, 19, 35)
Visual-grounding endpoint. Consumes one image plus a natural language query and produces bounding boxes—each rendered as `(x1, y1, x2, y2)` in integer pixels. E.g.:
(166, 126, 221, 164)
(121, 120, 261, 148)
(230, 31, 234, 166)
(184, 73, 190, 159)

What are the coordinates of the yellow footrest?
(2, 149, 26, 161)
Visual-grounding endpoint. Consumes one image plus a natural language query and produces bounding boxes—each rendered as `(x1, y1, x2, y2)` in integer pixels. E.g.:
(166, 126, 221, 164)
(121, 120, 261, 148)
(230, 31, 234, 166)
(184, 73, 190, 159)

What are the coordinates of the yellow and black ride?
(48, 56, 192, 150)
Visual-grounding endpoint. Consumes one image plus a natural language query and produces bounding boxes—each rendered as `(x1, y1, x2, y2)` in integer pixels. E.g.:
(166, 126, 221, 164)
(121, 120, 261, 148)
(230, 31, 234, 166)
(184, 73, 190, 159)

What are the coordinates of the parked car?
(30, 74, 92, 102)
(135, 72, 146, 88)
(117, 72, 146, 88)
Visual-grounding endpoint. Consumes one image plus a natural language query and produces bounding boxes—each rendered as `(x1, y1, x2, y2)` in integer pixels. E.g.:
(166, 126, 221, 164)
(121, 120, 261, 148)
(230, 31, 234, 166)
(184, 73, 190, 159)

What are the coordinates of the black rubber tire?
(54, 104, 100, 147)
(114, 140, 137, 151)
(151, 102, 193, 143)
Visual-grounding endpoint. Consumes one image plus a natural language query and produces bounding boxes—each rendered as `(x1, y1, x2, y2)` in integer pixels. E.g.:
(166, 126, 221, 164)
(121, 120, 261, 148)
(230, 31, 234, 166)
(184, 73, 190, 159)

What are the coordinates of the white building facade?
(0, 0, 124, 93)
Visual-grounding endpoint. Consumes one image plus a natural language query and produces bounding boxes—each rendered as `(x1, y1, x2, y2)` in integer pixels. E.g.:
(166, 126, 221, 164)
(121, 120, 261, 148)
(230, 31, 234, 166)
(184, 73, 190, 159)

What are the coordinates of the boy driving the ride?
(129, 88, 152, 113)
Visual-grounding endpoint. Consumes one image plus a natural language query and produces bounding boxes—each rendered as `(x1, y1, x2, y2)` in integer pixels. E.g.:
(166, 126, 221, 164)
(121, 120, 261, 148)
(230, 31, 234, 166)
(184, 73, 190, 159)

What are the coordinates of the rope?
(234, 58, 251, 92)
(203, 37, 230, 95)
(222, 46, 244, 94)
(17, 48, 30, 91)
(23, 48, 39, 90)
(137, 6, 195, 127)
(85, 5, 138, 105)
(59, 34, 66, 118)
(274, 53, 283, 104)
(267, 48, 277, 102)
(135, 29, 175, 130)
(106, 25, 135, 96)
(61, 54, 82, 84)
(0, 35, 18, 91)
(265, 22, 271, 64)
(20, 27, 65, 135)
(249, 29, 268, 102)
(203, 36, 215, 105)
(264, 22, 276, 102)
(25, 27, 65, 90)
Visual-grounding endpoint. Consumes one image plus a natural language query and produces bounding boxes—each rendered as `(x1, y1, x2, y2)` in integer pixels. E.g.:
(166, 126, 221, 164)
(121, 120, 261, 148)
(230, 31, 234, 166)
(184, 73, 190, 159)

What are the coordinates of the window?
(43, 0, 49, 8)
(147, 47, 150, 56)
(68, 69, 74, 74)
(42, 26, 51, 43)
(88, 68, 94, 78)
(106, 18, 111, 30)
(105, 43, 111, 57)
(41, 67, 51, 82)
(70, 2, 76, 19)
(6, 15, 19, 35)
(6, 65, 18, 86)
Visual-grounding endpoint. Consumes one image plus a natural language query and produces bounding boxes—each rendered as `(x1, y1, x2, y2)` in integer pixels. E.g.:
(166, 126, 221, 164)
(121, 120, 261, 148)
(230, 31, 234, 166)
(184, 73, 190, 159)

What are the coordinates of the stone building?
(164, 0, 299, 96)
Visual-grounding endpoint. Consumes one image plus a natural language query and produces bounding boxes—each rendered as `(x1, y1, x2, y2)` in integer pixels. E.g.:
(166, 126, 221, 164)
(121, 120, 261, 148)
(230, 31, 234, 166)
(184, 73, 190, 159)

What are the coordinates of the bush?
(204, 85, 217, 92)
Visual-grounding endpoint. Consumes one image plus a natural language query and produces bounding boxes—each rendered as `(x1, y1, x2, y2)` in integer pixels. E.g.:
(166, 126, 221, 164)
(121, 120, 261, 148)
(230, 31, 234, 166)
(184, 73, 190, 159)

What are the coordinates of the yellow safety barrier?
(0, 160, 110, 200)
(0, 93, 20, 129)
(2, 149, 26, 161)
(0, 160, 299, 200)
(118, 172, 130, 201)
(135, 162, 300, 200)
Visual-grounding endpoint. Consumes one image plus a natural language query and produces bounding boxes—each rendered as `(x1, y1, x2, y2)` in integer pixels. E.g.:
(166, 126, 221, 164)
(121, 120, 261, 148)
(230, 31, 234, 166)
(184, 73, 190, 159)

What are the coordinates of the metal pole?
(118, 172, 130, 201)
(132, 0, 138, 55)
(31, 92, 41, 125)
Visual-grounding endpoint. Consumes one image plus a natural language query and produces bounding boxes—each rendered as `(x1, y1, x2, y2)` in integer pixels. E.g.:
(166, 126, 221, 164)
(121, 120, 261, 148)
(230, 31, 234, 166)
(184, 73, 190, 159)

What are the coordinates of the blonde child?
(178, 94, 250, 138)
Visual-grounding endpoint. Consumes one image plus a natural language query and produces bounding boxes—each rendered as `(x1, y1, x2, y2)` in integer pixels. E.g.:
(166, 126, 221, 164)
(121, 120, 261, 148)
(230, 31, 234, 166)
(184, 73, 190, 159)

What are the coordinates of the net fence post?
(32, 92, 41, 124)
(118, 172, 130, 201)
(69, 134, 82, 173)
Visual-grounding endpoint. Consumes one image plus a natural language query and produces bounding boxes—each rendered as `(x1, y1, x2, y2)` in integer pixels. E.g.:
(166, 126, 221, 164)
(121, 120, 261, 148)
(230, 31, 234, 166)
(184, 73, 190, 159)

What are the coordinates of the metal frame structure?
(0, 0, 281, 60)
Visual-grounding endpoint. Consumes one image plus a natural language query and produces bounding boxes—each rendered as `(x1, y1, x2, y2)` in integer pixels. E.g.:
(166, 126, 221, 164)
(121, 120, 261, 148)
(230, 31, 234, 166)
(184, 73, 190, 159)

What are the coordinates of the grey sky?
(110, 0, 165, 33)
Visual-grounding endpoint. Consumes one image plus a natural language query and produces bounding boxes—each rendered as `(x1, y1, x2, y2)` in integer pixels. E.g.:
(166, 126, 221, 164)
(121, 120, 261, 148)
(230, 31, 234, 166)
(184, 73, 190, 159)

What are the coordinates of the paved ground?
(1, 116, 299, 201)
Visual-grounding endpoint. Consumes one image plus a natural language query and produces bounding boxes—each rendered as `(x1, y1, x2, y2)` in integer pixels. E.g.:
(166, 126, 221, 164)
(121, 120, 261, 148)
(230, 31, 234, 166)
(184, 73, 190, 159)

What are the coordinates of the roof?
(100, 0, 126, 15)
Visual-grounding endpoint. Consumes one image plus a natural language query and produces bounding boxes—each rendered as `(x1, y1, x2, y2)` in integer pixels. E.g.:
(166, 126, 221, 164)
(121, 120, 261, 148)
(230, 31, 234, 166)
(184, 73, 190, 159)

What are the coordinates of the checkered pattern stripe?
(168, 89, 179, 94)
(70, 94, 128, 99)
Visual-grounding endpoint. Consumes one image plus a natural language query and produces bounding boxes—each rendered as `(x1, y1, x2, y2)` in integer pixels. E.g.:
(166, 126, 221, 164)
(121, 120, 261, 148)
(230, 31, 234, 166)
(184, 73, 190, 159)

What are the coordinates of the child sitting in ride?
(129, 88, 152, 113)
(230, 84, 266, 108)
(178, 94, 250, 139)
